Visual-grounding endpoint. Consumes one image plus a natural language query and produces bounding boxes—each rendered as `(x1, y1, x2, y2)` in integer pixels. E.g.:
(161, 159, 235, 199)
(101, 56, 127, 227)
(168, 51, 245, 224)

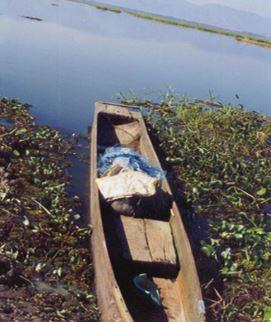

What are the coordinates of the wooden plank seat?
(115, 216, 179, 277)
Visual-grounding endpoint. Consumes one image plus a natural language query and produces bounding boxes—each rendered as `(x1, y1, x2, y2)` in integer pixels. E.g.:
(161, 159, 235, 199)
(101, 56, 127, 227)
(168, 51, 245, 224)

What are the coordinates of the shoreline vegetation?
(121, 93, 271, 321)
(0, 98, 98, 321)
(66, 0, 271, 49)
(1, 94, 270, 321)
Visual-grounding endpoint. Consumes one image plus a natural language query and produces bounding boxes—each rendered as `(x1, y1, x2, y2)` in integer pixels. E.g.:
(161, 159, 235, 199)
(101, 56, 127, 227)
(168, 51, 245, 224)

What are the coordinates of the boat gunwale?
(90, 101, 205, 322)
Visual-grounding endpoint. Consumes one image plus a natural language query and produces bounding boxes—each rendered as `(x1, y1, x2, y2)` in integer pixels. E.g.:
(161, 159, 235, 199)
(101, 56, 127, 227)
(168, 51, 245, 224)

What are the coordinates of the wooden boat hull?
(90, 102, 205, 321)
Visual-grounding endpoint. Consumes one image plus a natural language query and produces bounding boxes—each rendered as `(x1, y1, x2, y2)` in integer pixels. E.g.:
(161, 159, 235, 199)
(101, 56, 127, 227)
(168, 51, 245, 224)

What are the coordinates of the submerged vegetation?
(67, 0, 271, 49)
(0, 98, 98, 321)
(121, 93, 271, 321)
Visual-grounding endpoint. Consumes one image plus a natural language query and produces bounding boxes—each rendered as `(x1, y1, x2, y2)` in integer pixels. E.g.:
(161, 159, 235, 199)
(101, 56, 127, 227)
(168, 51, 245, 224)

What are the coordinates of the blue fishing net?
(98, 146, 166, 180)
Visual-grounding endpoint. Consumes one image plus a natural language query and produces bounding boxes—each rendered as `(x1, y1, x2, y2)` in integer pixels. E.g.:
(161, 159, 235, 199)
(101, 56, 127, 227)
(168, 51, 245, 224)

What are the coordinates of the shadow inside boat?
(96, 111, 179, 321)
(101, 201, 172, 321)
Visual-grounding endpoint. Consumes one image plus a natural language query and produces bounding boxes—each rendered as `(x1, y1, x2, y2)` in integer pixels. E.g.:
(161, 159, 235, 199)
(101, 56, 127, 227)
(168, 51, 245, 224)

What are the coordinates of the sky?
(189, 0, 271, 18)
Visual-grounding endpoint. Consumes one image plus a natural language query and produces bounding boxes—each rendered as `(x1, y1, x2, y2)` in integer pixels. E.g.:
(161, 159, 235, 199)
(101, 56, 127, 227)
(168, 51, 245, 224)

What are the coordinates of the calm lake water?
(0, 0, 270, 201)
(101, 0, 271, 38)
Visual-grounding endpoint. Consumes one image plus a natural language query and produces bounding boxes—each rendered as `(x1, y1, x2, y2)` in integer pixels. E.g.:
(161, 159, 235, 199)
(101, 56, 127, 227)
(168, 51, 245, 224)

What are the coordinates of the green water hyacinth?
(0, 97, 98, 321)
(121, 92, 271, 322)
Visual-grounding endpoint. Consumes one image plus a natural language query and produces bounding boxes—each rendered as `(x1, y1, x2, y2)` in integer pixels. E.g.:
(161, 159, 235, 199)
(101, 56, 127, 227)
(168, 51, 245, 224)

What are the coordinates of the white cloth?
(96, 169, 158, 201)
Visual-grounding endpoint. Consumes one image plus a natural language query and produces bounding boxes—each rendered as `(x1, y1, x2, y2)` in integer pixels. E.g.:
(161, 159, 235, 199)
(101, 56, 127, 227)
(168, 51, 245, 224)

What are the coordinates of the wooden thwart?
(114, 121, 141, 145)
(98, 116, 140, 148)
(116, 216, 178, 275)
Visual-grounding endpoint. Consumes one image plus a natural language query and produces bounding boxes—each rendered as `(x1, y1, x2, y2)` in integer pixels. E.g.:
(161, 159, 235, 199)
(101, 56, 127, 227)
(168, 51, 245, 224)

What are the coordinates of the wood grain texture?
(118, 216, 151, 263)
(153, 277, 185, 322)
(117, 216, 177, 268)
(114, 121, 141, 145)
(145, 218, 177, 266)
(90, 102, 206, 321)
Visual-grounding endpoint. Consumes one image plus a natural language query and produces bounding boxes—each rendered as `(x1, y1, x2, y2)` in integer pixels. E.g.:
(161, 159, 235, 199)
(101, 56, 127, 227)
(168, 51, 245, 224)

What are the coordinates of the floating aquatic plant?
(0, 97, 98, 320)
(121, 92, 271, 321)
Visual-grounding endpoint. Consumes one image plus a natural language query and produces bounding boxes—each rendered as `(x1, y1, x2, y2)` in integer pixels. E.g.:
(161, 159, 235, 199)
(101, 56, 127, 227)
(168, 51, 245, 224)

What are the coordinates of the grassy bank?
(0, 98, 98, 321)
(121, 93, 271, 321)
(66, 0, 271, 49)
(127, 11, 271, 49)
(93, 4, 121, 13)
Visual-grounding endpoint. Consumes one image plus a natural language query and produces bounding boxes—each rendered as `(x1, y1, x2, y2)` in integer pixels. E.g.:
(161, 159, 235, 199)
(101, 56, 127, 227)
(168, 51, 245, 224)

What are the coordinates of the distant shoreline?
(66, 0, 271, 49)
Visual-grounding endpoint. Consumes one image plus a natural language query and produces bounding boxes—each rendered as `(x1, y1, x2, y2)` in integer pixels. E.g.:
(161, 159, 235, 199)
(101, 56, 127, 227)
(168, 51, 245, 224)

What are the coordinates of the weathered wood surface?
(116, 216, 178, 269)
(145, 218, 177, 264)
(153, 277, 184, 322)
(90, 104, 133, 322)
(114, 120, 141, 145)
(90, 102, 206, 322)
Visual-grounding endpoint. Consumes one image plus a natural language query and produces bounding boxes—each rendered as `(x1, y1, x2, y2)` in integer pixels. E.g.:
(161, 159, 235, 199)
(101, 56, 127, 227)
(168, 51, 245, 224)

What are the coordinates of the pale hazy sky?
(189, 0, 271, 18)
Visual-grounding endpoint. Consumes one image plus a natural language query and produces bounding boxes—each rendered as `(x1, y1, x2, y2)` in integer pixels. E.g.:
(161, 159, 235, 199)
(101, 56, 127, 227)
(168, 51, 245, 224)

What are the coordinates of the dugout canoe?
(90, 102, 205, 322)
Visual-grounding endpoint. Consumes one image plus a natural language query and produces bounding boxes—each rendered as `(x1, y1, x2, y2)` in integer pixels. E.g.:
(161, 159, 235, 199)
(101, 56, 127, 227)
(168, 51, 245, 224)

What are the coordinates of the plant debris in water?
(21, 16, 43, 22)
(121, 92, 271, 322)
(0, 98, 98, 321)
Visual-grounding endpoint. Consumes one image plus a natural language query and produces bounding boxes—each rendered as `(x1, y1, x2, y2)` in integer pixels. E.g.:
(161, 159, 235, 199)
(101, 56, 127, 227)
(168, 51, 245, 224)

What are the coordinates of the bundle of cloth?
(96, 147, 171, 219)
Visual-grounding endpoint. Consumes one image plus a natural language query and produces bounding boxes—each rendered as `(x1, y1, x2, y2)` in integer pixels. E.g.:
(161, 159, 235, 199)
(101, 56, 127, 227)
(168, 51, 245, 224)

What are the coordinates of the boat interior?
(97, 111, 184, 321)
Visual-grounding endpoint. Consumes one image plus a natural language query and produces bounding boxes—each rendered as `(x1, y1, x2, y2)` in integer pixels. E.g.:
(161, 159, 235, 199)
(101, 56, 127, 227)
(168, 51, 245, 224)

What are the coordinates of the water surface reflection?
(0, 0, 270, 209)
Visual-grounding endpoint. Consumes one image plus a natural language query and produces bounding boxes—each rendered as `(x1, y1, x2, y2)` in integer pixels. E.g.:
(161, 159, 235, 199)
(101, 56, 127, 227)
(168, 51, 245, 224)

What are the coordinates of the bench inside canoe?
(91, 103, 205, 322)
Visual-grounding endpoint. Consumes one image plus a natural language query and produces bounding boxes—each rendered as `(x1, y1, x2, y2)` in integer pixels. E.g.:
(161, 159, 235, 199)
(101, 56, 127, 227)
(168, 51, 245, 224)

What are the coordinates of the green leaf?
(257, 187, 267, 196)
(202, 244, 214, 257)
(15, 128, 27, 135)
(57, 267, 62, 277)
(23, 216, 30, 226)
(13, 150, 20, 156)
(264, 306, 271, 322)
(35, 263, 43, 272)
